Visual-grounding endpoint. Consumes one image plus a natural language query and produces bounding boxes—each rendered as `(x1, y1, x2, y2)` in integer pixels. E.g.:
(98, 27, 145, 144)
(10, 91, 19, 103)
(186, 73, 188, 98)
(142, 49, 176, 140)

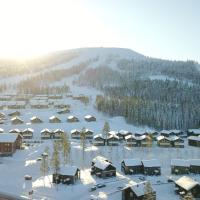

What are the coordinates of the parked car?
(95, 183, 106, 188)
(90, 186, 97, 192)
(24, 175, 32, 180)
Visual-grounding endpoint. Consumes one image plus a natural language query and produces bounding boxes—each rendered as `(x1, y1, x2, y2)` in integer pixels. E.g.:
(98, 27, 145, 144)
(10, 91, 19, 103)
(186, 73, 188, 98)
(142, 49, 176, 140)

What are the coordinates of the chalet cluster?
(171, 159, 200, 175)
(121, 159, 161, 176)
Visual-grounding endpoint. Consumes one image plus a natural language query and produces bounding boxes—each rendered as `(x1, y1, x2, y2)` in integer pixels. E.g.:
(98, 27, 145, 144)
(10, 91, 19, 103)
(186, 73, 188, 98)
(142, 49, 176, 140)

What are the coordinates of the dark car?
(95, 184, 106, 188)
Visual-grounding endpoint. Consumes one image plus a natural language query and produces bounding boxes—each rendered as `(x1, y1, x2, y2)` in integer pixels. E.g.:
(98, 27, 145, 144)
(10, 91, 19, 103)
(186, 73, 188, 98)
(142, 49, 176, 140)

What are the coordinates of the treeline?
(95, 79, 200, 130)
(117, 59, 200, 84)
(17, 61, 90, 94)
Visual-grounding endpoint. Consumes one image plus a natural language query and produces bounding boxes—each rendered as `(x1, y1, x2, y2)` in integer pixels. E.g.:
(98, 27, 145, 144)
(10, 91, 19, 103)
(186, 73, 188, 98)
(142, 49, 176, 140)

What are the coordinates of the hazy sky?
(0, 0, 199, 62)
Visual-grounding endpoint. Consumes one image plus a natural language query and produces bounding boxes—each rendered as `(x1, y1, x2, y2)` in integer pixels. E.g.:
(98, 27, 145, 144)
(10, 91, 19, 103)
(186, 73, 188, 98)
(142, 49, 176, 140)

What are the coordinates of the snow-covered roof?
(0, 128, 4, 132)
(108, 130, 118, 135)
(92, 156, 109, 163)
(119, 130, 130, 135)
(171, 130, 182, 134)
(54, 129, 64, 133)
(30, 116, 41, 120)
(122, 159, 142, 167)
(188, 129, 200, 134)
(125, 135, 135, 140)
(171, 159, 190, 167)
(85, 129, 93, 133)
(129, 181, 155, 197)
(9, 129, 21, 133)
(190, 159, 200, 166)
(71, 129, 81, 134)
(49, 116, 59, 120)
(135, 135, 146, 141)
(94, 159, 111, 170)
(84, 115, 94, 119)
(160, 130, 171, 135)
(175, 176, 199, 191)
(188, 136, 200, 141)
(23, 128, 34, 133)
(68, 115, 77, 119)
(142, 159, 161, 167)
(11, 116, 23, 121)
(94, 134, 104, 139)
(108, 134, 119, 140)
(0, 133, 18, 143)
(41, 128, 52, 133)
(59, 165, 79, 176)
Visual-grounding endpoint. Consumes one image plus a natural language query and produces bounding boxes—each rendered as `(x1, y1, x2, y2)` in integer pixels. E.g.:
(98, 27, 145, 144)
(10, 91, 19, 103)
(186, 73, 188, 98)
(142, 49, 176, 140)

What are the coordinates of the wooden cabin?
(142, 159, 161, 176)
(30, 116, 43, 124)
(170, 136, 184, 148)
(175, 176, 200, 198)
(107, 134, 120, 146)
(190, 159, 200, 174)
(118, 130, 132, 140)
(157, 136, 171, 147)
(57, 108, 70, 114)
(9, 129, 21, 134)
(188, 136, 200, 147)
(71, 129, 81, 139)
(93, 134, 105, 146)
(0, 133, 22, 156)
(53, 129, 64, 139)
(171, 159, 190, 175)
(91, 156, 116, 178)
(84, 129, 93, 139)
(121, 159, 142, 175)
(49, 116, 61, 123)
(8, 111, 20, 117)
(84, 115, 96, 122)
(11, 116, 24, 125)
(21, 128, 34, 139)
(125, 135, 137, 147)
(52, 166, 80, 185)
(67, 115, 79, 123)
(187, 129, 200, 137)
(0, 112, 6, 119)
(41, 129, 52, 139)
(122, 181, 156, 200)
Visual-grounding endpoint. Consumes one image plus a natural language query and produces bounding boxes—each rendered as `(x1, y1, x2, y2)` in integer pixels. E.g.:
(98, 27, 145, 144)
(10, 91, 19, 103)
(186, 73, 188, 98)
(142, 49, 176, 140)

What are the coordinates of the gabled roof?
(190, 159, 200, 166)
(41, 128, 52, 133)
(54, 129, 64, 133)
(188, 136, 200, 141)
(59, 165, 79, 176)
(175, 176, 199, 191)
(68, 115, 77, 119)
(71, 129, 81, 134)
(127, 181, 155, 197)
(9, 129, 21, 133)
(142, 159, 161, 167)
(93, 134, 105, 139)
(122, 159, 142, 167)
(11, 116, 23, 121)
(84, 115, 95, 119)
(94, 159, 112, 170)
(108, 134, 119, 140)
(92, 156, 109, 163)
(23, 128, 34, 133)
(0, 133, 19, 143)
(188, 129, 200, 134)
(171, 159, 190, 167)
(119, 130, 131, 135)
(49, 116, 60, 120)
(30, 116, 41, 120)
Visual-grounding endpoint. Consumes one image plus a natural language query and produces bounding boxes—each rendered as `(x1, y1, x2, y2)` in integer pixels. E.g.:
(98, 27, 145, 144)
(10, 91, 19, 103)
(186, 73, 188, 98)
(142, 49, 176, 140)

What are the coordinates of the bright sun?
(0, 0, 109, 58)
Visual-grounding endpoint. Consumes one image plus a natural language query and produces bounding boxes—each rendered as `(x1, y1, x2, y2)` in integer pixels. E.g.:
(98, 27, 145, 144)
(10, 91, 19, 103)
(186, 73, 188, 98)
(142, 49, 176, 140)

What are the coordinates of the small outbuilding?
(52, 166, 80, 185)
(11, 116, 24, 125)
(49, 116, 61, 123)
(93, 134, 106, 146)
(30, 116, 43, 124)
(67, 115, 79, 123)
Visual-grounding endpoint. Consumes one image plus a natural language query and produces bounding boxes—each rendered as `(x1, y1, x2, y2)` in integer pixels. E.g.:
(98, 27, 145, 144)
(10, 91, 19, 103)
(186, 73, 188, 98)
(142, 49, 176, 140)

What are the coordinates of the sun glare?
(0, 0, 101, 58)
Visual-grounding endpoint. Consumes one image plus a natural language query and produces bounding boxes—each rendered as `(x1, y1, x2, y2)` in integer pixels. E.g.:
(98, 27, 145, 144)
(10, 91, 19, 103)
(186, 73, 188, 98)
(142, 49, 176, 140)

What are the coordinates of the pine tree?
(102, 121, 110, 139)
(61, 133, 71, 165)
(143, 181, 155, 200)
(51, 141, 60, 175)
(40, 148, 49, 187)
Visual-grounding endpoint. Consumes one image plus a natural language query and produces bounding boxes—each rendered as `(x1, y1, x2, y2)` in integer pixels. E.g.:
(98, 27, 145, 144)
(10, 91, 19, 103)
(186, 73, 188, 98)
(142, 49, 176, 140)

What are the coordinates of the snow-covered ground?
(0, 82, 200, 200)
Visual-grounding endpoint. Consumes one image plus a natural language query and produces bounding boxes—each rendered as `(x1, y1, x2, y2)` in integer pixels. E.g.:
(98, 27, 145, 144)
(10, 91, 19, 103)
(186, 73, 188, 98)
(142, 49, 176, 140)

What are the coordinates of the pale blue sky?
(0, 0, 199, 62)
